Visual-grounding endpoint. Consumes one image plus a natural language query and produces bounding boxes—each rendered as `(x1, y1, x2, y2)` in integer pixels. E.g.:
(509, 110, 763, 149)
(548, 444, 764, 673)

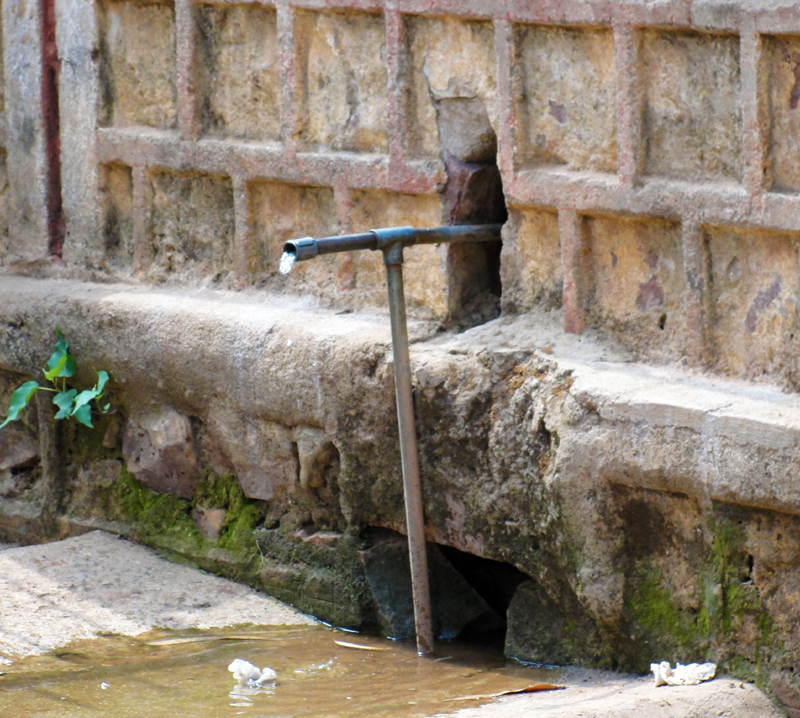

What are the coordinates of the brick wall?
(5, 0, 800, 383)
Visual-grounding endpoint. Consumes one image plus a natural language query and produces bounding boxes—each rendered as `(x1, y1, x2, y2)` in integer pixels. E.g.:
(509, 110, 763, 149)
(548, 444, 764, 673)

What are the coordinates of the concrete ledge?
(2, 276, 800, 518)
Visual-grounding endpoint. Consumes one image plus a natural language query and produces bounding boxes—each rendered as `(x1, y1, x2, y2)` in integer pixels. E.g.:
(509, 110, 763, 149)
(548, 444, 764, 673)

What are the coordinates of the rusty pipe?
(282, 224, 502, 262)
(281, 224, 502, 655)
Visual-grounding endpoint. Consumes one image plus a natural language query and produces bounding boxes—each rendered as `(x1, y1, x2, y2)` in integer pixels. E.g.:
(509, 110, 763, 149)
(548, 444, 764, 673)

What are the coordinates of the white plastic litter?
(228, 658, 277, 686)
(651, 661, 716, 686)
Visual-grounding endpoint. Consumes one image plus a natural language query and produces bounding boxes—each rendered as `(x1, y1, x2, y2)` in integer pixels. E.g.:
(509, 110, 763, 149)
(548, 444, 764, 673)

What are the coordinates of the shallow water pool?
(0, 625, 565, 718)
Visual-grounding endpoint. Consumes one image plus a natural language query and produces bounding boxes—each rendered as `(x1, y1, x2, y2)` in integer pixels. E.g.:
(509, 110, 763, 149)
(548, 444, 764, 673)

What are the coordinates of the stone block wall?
(6, 2, 800, 703)
(0, 0, 781, 381)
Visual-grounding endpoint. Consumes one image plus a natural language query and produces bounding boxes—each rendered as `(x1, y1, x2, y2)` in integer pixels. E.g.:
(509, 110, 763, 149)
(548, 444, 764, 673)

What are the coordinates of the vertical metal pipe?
(384, 249, 433, 656)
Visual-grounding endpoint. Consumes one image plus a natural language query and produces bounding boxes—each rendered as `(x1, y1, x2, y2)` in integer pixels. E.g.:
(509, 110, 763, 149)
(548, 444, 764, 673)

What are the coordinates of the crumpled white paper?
(228, 658, 277, 686)
(651, 661, 716, 686)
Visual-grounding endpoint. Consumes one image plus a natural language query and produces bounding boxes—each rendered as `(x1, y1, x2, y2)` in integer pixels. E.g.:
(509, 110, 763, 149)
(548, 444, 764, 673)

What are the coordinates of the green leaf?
(102, 403, 111, 413)
(47, 337, 68, 372)
(95, 371, 109, 395)
(44, 354, 67, 383)
(46, 334, 76, 379)
(53, 389, 77, 420)
(0, 381, 39, 430)
(73, 404, 93, 428)
(71, 389, 95, 414)
(61, 354, 77, 378)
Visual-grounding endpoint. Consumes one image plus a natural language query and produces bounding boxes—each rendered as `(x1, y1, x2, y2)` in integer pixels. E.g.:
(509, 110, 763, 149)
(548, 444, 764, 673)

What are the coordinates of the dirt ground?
(0, 532, 784, 717)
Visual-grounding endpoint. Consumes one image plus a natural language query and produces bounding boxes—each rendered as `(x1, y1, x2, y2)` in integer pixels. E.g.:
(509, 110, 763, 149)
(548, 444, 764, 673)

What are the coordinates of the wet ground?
(0, 532, 784, 718)
(0, 625, 562, 718)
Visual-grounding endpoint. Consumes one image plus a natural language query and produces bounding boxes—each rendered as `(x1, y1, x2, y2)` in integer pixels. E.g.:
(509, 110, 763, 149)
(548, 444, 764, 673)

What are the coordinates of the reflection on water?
(0, 625, 565, 718)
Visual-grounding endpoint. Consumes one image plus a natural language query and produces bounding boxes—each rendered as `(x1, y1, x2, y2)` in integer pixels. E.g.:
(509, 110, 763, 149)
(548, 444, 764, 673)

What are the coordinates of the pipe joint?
(381, 241, 405, 266)
(371, 226, 416, 251)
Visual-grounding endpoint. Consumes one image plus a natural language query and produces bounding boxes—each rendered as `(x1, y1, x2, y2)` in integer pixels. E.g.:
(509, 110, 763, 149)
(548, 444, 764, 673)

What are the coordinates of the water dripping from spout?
(279, 251, 296, 275)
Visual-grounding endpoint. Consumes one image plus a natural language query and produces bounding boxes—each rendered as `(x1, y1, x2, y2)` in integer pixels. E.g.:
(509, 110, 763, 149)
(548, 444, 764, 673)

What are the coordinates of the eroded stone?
(0, 427, 38, 471)
(97, 0, 177, 129)
(516, 25, 617, 173)
(196, 3, 280, 142)
(193, 506, 226, 541)
(295, 10, 387, 153)
(405, 16, 497, 159)
(122, 409, 201, 499)
(203, 405, 296, 502)
(144, 170, 234, 282)
(641, 30, 742, 182)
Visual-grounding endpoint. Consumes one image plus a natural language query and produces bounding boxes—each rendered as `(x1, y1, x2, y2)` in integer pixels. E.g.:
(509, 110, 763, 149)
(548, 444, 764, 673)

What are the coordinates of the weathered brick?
(99, 163, 133, 270)
(515, 25, 617, 173)
(0, 151, 8, 265)
(706, 226, 798, 379)
(586, 215, 686, 360)
(405, 16, 497, 160)
(249, 180, 338, 293)
(97, 0, 177, 129)
(501, 207, 562, 313)
(349, 190, 444, 315)
(196, 3, 280, 142)
(765, 35, 800, 193)
(641, 30, 742, 182)
(295, 10, 387, 153)
(145, 169, 234, 281)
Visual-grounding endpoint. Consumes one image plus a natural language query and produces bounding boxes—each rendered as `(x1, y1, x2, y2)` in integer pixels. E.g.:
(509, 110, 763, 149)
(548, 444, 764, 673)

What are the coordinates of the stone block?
(193, 506, 226, 541)
(501, 207, 562, 312)
(706, 226, 799, 380)
(0, 151, 9, 265)
(295, 10, 387, 153)
(641, 30, 741, 182)
(586, 215, 686, 361)
(144, 169, 234, 282)
(97, 0, 177, 129)
(348, 190, 444, 316)
(203, 405, 296, 502)
(515, 25, 617, 173)
(0, 10, 5, 115)
(0, 427, 38, 471)
(405, 16, 497, 160)
(99, 164, 133, 271)
(3, 0, 49, 261)
(766, 35, 800, 193)
(248, 180, 337, 292)
(196, 3, 280, 142)
(123, 409, 202, 499)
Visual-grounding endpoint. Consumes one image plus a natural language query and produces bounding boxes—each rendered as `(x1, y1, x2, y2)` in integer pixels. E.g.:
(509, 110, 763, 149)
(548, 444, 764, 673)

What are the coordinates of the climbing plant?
(0, 328, 110, 430)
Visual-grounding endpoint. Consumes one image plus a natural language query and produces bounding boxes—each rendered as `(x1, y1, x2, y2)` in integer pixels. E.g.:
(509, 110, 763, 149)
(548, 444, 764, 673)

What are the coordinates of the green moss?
(625, 564, 710, 662)
(112, 464, 203, 551)
(192, 470, 266, 553)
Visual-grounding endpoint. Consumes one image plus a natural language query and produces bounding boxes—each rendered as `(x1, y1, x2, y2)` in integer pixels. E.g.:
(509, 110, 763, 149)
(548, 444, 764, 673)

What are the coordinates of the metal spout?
(283, 224, 502, 262)
(280, 223, 502, 655)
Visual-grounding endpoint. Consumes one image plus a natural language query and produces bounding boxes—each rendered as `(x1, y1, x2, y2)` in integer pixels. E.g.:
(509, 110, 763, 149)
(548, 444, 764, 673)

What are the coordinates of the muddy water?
(0, 626, 564, 718)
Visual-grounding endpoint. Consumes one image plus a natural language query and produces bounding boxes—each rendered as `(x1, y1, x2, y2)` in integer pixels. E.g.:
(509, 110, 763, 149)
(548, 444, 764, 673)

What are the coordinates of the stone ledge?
(1, 277, 799, 518)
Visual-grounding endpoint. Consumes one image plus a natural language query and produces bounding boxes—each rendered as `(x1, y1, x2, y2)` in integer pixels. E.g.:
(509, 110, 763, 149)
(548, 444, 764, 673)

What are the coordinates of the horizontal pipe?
(283, 224, 503, 263)
(315, 232, 378, 255)
(411, 224, 503, 246)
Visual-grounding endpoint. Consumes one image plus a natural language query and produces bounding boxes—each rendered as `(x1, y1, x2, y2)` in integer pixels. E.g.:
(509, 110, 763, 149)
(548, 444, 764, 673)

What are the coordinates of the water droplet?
(279, 251, 296, 275)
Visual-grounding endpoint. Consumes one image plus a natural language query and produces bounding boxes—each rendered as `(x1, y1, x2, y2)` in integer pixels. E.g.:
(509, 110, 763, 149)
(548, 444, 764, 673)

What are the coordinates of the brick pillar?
(614, 24, 642, 188)
(559, 209, 587, 335)
(3, 0, 49, 262)
(56, 0, 102, 268)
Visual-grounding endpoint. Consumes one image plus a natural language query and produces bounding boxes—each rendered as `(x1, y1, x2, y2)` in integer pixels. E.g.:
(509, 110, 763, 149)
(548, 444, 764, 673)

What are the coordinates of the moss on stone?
(112, 463, 203, 551)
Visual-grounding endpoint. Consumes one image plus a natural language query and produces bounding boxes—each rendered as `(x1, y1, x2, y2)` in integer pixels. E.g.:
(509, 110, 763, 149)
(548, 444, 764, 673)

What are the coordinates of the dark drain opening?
(359, 527, 528, 648)
(438, 543, 529, 645)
